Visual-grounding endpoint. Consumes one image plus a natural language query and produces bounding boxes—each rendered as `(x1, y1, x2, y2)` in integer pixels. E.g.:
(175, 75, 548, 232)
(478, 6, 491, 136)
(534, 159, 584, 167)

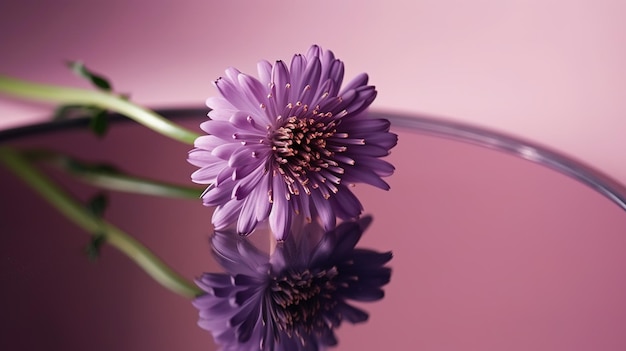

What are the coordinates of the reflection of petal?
(194, 216, 392, 351)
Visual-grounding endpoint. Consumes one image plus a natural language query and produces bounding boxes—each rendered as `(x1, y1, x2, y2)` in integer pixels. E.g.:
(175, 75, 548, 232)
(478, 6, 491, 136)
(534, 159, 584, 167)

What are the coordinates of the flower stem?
(0, 75, 200, 145)
(0, 146, 203, 298)
(23, 149, 204, 199)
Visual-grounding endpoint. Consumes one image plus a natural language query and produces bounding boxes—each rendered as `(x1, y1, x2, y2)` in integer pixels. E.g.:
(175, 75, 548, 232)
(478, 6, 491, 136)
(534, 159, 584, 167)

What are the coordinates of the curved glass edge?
(2, 107, 625, 212)
(380, 111, 626, 212)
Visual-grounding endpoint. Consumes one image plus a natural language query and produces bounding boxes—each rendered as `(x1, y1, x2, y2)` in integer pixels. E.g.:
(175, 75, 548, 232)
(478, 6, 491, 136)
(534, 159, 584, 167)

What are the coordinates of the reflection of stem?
(0, 75, 200, 145)
(0, 146, 203, 299)
(24, 150, 204, 199)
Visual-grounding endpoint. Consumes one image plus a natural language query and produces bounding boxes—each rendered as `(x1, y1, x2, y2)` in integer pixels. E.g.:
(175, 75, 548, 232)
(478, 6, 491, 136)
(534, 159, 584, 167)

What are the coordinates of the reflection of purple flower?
(188, 45, 397, 240)
(193, 216, 392, 351)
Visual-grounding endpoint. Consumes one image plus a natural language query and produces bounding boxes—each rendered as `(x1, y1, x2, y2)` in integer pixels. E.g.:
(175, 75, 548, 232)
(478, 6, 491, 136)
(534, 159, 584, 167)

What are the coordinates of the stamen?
(246, 115, 256, 127)
(335, 109, 348, 118)
(270, 114, 339, 193)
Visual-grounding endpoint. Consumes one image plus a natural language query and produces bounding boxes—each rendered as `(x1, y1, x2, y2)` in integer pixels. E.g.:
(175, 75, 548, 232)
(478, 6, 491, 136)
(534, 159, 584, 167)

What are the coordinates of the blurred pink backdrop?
(1, 0, 626, 184)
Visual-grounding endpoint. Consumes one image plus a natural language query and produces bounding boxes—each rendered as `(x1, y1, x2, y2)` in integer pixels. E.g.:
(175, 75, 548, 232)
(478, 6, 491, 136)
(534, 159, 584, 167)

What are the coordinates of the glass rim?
(2, 106, 625, 213)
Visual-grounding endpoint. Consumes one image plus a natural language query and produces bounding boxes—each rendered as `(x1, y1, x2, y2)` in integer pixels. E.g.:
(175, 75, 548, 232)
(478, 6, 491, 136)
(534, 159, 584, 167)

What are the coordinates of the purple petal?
(232, 163, 265, 200)
(237, 195, 261, 235)
(343, 143, 390, 157)
(339, 72, 369, 94)
(336, 302, 369, 324)
(212, 199, 243, 229)
(343, 167, 390, 190)
(271, 60, 291, 114)
(327, 59, 344, 95)
(232, 149, 269, 180)
(206, 97, 237, 121)
(215, 165, 234, 187)
(201, 176, 232, 197)
(268, 178, 292, 240)
(311, 192, 336, 231)
(289, 53, 306, 97)
(237, 73, 271, 120)
(329, 187, 363, 219)
(199, 120, 239, 140)
(188, 148, 222, 167)
(306, 44, 322, 60)
(253, 173, 272, 221)
(214, 75, 252, 113)
(193, 135, 224, 149)
(228, 146, 264, 169)
(354, 157, 395, 177)
(344, 118, 391, 134)
(228, 111, 266, 133)
(211, 143, 240, 160)
(201, 185, 233, 205)
(343, 86, 377, 116)
(361, 131, 399, 150)
(197, 273, 232, 288)
(256, 60, 272, 87)
(309, 78, 335, 107)
(190, 163, 223, 184)
(297, 57, 321, 105)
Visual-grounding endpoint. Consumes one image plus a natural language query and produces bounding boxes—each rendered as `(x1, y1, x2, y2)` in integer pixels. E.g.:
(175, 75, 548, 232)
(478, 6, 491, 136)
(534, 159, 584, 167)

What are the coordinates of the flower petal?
(256, 60, 272, 87)
(268, 177, 292, 240)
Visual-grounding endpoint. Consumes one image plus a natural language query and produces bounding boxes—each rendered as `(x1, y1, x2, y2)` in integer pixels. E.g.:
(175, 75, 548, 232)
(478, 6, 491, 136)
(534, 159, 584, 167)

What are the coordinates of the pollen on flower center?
(271, 115, 338, 194)
(269, 267, 339, 339)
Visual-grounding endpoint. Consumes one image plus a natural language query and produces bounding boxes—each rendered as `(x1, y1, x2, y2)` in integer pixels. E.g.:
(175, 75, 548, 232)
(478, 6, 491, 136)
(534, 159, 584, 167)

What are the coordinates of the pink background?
(2, 1, 626, 350)
(1, 0, 626, 185)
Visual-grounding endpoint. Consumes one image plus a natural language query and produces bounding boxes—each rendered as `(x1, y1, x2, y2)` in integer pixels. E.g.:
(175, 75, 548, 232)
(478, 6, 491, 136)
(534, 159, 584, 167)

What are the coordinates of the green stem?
(24, 150, 204, 199)
(0, 75, 200, 145)
(72, 168, 204, 199)
(0, 146, 203, 298)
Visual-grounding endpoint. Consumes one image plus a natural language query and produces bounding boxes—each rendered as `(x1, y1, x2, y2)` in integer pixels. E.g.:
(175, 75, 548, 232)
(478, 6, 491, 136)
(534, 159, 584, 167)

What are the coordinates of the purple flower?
(193, 216, 392, 351)
(188, 45, 397, 240)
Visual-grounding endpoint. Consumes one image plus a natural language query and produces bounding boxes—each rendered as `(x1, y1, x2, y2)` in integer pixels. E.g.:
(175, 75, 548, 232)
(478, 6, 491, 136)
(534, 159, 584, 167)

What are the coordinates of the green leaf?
(53, 105, 94, 120)
(52, 103, 109, 137)
(87, 193, 108, 218)
(55, 62, 113, 134)
(65, 159, 120, 175)
(84, 193, 108, 260)
(66, 61, 112, 91)
(89, 109, 109, 137)
(84, 233, 106, 261)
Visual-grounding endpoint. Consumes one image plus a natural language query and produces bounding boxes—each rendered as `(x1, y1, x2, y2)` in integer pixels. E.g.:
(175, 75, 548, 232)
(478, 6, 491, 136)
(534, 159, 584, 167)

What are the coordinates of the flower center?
(271, 116, 337, 194)
(269, 267, 339, 341)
